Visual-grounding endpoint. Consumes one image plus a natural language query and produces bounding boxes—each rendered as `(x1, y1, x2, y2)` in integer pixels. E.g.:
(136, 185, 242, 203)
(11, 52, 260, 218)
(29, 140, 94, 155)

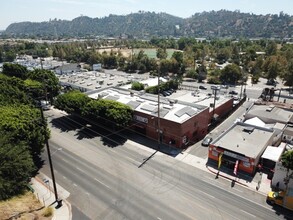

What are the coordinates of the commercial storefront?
(208, 122, 275, 175)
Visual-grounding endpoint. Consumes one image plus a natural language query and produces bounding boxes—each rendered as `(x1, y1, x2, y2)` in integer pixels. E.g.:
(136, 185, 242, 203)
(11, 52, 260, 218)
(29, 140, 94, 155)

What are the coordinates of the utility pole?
(157, 71, 161, 149)
(39, 105, 62, 207)
(212, 88, 218, 121)
(277, 88, 282, 102)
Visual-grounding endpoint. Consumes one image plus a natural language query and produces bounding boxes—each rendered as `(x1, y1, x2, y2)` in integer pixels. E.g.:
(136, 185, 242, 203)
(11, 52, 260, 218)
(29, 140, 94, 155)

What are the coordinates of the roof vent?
(266, 105, 274, 112)
(243, 126, 254, 134)
(169, 100, 175, 106)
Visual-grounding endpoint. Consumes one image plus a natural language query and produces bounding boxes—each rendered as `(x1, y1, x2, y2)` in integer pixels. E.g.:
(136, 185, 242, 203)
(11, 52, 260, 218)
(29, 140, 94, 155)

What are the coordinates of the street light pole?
(39, 106, 62, 207)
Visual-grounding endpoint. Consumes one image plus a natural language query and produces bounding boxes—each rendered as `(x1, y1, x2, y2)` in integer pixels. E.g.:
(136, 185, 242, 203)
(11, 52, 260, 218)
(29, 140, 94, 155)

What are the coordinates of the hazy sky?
(1, 0, 292, 30)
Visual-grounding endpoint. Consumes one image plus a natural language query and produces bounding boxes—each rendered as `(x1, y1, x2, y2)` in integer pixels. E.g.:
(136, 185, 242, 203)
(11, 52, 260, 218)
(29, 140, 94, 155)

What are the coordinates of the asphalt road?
(39, 108, 291, 220)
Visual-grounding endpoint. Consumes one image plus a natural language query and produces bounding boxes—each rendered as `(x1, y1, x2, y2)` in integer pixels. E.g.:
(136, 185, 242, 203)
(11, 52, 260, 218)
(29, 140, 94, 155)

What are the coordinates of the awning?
(261, 144, 286, 162)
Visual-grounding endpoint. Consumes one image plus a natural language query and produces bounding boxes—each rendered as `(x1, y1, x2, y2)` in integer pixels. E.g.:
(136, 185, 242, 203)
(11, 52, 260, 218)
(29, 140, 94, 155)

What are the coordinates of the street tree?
(0, 104, 48, 163)
(0, 133, 35, 200)
(2, 63, 28, 79)
(27, 69, 60, 100)
(219, 64, 242, 85)
(131, 82, 144, 91)
(0, 74, 30, 105)
(82, 99, 133, 127)
(281, 60, 293, 87)
(281, 150, 293, 187)
(54, 90, 91, 115)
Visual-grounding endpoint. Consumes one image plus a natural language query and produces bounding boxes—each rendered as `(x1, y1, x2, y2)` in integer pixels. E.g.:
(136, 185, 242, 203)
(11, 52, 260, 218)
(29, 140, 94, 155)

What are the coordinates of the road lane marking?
(94, 178, 110, 189)
(202, 180, 274, 212)
(240, 210, 256, 217)
(61, 158, 69, 163)
(73, 183, 78, 187)
(220, 210, 241, 220)
(76, 167, 83, 172)
(200, 191, 215, 199)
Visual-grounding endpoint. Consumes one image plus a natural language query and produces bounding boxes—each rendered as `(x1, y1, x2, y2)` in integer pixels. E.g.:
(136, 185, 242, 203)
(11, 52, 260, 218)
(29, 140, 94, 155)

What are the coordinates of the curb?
(205, 165, 249, 187)
(205, 165, 269, 196)
(33, 176, 72, 220)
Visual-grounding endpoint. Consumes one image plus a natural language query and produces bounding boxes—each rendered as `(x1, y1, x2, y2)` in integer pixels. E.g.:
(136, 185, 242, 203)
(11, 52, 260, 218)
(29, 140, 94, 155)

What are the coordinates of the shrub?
(42, 207, 53, 217)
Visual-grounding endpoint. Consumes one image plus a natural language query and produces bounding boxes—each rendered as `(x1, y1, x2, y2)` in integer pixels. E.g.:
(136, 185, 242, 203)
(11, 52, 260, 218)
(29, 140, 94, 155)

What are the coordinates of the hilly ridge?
(3, 10, 293, 39)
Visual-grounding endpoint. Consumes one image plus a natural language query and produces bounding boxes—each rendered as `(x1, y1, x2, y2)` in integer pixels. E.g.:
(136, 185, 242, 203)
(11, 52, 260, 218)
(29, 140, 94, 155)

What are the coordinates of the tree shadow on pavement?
(50, 115, 127, 147)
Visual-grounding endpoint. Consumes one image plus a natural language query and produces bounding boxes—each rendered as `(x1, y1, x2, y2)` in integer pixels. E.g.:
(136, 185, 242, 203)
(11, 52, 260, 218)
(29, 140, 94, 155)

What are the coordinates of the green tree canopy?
(0, 74, 31, 105)
(54, 90, 91, 115)
(0, 133, 35, 200)
(2, 63, 28, 79)
(156, 48, 168, 60)
(185, 69, 198, 79)
(131, 82, 145, 91)
(82, 99, 133, 127)
(219, 64, 242, 85)
(281, 150, 293, 171)
(27, 69, 60, 100)
(0, 104, 48, 163)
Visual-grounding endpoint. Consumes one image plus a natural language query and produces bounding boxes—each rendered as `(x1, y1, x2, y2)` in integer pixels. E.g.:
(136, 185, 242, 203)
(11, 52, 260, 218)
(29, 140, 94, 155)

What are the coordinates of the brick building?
(88, 88, 210, 148)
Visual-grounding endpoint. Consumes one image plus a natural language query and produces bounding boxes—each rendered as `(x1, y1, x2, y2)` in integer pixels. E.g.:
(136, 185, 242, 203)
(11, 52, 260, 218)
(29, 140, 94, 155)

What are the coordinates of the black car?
(201, 137, 213, 146)
(229, 90, 238, 95)
(199, 85, 207, 90)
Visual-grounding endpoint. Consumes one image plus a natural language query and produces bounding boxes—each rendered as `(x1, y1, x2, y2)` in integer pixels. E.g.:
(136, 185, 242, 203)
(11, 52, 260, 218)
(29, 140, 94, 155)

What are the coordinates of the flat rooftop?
(170, 90, 233, 111)
(87, 88, 207, 124)
(213, 122, 275, 158)
(246, 104, 293, 124)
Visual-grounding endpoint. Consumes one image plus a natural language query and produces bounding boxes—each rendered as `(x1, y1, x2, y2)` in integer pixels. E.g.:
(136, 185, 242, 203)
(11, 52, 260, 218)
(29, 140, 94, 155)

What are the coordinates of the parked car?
(201, 137, 213, 146)
(229, 90, 238, 95)
(199, 85, 207, 90)
(162, 91, 170, 96)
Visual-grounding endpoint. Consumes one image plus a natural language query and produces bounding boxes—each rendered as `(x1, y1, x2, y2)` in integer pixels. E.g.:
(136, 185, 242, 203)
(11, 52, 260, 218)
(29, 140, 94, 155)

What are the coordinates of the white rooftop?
(88, 88, 207, 124)
(120, 77, 167, 89)
(261, 143, 286, 162)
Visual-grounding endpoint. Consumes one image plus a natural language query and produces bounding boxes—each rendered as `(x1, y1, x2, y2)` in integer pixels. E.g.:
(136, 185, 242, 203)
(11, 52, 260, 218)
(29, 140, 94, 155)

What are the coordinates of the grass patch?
(133, 48, 177, 59)
(42, 207, 54, 217)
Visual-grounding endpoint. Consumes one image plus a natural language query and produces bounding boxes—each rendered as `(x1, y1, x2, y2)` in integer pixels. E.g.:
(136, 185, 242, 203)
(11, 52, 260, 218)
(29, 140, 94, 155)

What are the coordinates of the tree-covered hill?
(3, 10, 293, 39)
(184, 10, 293, 38)
(4, 12, 184, 38)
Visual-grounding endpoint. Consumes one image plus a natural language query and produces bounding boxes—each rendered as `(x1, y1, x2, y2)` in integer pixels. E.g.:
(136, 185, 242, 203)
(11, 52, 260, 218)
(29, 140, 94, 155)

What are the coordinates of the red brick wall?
(132, 107, 210, 149)
(209, 98, 233, 121)
(181, 108, 210, 146)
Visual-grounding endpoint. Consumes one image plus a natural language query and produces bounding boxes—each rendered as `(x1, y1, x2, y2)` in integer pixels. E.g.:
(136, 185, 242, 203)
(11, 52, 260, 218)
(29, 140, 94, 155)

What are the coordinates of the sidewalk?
(126, 132, 272, 195)
(31, 174, 72, 220)
(175, 151, 271, 196)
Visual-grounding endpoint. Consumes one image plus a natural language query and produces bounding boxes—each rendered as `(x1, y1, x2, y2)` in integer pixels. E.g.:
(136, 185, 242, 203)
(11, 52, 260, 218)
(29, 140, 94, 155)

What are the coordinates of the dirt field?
(0, 192, 53, 220)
